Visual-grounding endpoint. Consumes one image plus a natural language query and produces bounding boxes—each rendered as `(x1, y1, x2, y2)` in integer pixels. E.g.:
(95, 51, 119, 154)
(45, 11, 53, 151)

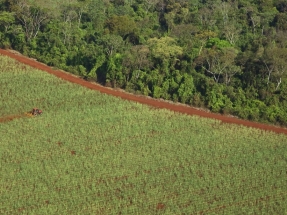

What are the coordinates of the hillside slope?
(1, 49, 287, 135)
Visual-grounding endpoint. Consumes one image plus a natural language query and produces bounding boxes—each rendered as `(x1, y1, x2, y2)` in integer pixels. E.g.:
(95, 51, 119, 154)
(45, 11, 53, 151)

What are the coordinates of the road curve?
(1, 48, 287, 135)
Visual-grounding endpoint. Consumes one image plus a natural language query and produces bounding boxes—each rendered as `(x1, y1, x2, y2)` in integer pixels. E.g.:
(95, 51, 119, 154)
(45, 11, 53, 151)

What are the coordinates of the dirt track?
(0, 115, 23, 123)
(1, 48, 287, 135)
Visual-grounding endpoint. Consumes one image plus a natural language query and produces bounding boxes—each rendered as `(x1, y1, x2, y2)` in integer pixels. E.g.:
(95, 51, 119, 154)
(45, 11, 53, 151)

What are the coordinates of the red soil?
(156, 203, 165, 210)
(1, 49, 287, 135)
(0, 114, 23, 123)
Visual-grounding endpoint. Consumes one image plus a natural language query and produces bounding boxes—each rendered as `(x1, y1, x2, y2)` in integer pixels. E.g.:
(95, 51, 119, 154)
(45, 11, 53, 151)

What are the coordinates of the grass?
(0, 55, 287, 214)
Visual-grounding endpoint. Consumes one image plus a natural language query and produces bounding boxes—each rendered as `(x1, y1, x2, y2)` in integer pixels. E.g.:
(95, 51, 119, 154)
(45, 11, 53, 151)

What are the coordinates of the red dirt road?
(1, 49, 287, 134)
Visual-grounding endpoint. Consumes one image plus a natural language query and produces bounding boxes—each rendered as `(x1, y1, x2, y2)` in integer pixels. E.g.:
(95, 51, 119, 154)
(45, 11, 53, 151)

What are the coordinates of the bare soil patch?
(0, 112, 35, 123)
(1, 49, 287, 134)
(0, 114, 23, 123)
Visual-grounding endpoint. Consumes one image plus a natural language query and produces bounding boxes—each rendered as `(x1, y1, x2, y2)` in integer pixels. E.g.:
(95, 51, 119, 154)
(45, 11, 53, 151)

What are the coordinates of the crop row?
(1, 55, 287, 214)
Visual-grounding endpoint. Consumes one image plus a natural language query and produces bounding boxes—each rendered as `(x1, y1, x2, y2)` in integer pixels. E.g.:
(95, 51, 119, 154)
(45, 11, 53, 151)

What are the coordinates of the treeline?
(1, 0, 287, 126)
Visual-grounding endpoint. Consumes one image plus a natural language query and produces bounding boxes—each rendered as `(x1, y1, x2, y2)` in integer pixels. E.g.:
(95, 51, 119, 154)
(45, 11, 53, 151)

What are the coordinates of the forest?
(0, 0, 287, 125)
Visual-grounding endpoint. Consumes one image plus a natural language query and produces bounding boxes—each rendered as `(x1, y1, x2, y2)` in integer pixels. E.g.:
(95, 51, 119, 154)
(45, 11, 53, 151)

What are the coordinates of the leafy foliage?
(1, 0, 287, 125)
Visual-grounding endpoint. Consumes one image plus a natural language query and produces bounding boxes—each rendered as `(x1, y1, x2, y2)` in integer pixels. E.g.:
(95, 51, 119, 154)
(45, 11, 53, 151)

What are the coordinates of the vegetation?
(1, 55, 287, 214)
(1, 0, 287, 125)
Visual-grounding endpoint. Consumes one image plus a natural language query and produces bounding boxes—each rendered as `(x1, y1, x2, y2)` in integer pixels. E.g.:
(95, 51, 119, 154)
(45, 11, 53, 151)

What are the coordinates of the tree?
(274, 12, 287, 31)
(0, 11, 15, 32)
(122, 45, 152, 84)
(196, 46, 240, 84)
(86, 0, 108, 32)
(74, 0, 90, 26)
(222, 20, 242, 45)
(262, 45, 287, 90)
(214, 0, 232, 27)
(9, 0, 50, 42)
(100, 34, 126, 86)
(206, 84, 231, 112)
(258, 2, 278, 35)
(123, 45, 151, 71)
(195, 30, 217, 55)
(106, 53, 124, 87)
(100, 34, 124, 57)
(197, 6, 216, 30)
(105, 15, 136, 38)
(142, 0, 160, 13)
(0, 11, 16, 47)
(147, 36, 183, 61)
(147, 36, 183, 75)
(178, 73, 194, 103)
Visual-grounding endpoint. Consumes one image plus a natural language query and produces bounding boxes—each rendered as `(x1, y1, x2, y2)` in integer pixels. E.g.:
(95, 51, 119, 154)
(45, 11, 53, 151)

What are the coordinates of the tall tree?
(147, 36, 183, 70)
(9, 0, 50, 41)
(0, 11, 15, 34)
(196, 46, 240, 84)
(262, 45, 287, 90)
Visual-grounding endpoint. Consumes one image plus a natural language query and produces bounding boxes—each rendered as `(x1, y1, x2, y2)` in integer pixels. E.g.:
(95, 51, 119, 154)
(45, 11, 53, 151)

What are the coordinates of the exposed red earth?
(0, 111, 34, 123)
(1, 48, 287, 135)
(0, 114, 23, 123)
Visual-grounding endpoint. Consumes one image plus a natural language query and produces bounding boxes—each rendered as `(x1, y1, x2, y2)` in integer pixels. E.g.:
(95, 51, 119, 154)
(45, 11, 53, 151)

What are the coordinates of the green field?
(1, 55, 287, 214)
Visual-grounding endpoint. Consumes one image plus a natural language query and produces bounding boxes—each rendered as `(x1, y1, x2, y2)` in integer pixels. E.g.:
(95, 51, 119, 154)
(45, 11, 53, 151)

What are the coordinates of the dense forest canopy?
(1, 0, 287, 125)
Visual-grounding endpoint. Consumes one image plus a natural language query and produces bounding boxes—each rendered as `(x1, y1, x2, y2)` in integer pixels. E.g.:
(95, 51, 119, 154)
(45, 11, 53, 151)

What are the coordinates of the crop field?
(1, 55, 287, 214)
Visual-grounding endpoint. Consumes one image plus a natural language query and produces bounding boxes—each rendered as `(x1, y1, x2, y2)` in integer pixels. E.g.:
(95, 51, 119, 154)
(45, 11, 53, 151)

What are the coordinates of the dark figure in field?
(31, 108, 43, 116)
